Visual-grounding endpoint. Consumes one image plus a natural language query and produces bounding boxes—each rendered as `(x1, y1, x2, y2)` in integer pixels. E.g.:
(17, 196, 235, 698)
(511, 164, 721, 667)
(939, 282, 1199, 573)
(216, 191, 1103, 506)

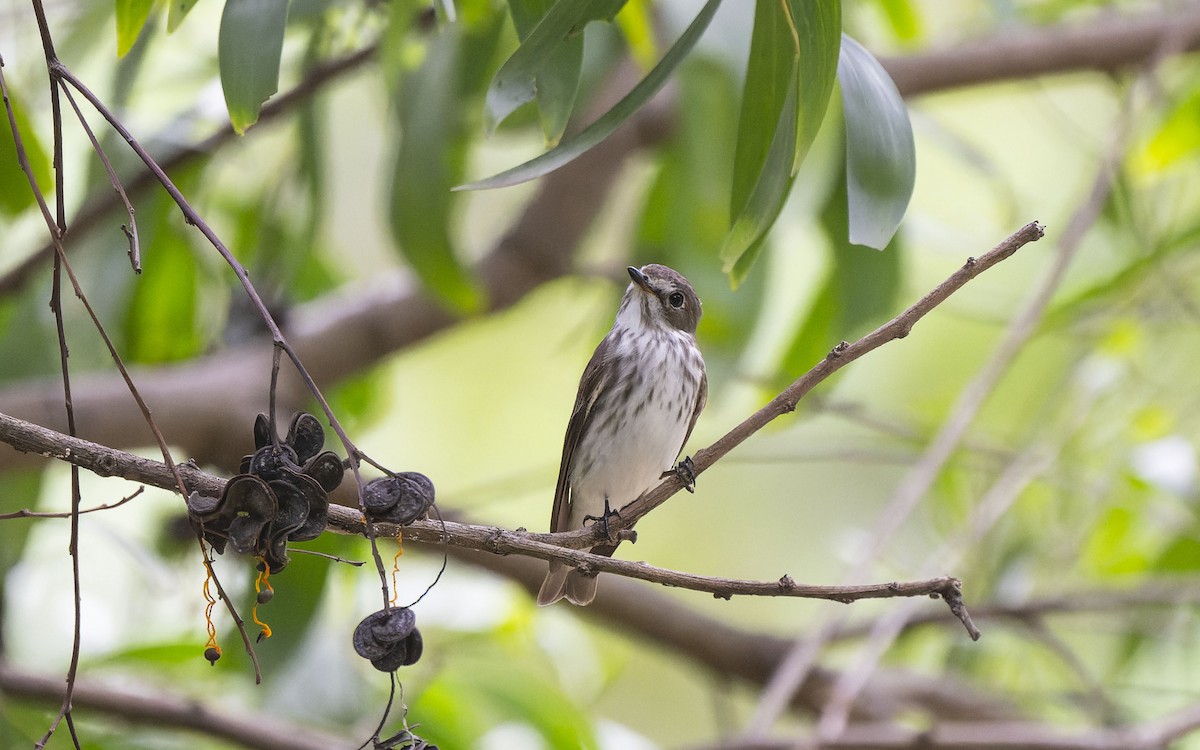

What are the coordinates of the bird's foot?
(662, 456, 697, 493)
(583, 496, 621, 543)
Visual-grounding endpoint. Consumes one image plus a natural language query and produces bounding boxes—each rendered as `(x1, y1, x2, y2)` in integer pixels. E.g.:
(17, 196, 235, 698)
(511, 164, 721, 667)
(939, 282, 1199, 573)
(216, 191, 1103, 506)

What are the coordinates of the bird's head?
(617, 264, 702, 335)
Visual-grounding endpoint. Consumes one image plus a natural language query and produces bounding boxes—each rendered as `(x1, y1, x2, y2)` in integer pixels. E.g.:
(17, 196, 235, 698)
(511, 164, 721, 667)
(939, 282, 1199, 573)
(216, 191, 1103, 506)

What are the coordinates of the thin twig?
(5, 11, 80, 739)
(0, 487, 143, 519)
(58, 85, 139, 272)
(12, 4, 264, 684)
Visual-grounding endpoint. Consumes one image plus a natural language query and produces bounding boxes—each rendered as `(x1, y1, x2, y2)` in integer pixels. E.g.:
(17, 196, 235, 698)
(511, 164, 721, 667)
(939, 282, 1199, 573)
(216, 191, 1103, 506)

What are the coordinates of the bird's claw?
(583, 496, 621, 542)
(664, 456, 697, 493)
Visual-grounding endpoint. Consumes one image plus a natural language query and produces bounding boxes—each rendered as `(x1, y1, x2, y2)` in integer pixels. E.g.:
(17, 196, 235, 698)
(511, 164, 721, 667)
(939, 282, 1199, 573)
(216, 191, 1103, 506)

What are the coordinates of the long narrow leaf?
(484, 0, 625, 135)
(391, 15, 504, 310)
(507, 0, 585, 145)
(730, 0, 797, 220)
(791, 0, 841, 171)
(167, 0, 201, 32)
(722, 0, 840, 285)
(115, 0, 154, 57)
(721, 78, 798, 286)
(218, 0, 288, 134)
(458, 0, 724, 191)
(838, 33, 914, 249)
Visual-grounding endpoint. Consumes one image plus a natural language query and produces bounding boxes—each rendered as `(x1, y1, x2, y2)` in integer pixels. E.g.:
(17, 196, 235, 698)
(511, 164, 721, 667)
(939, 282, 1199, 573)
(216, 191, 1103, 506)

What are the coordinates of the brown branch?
(0, 662, 353, 750)
(0, 411, 965, 609)
(832, 578, 1200, 641)
(881, 5, 1200, 98)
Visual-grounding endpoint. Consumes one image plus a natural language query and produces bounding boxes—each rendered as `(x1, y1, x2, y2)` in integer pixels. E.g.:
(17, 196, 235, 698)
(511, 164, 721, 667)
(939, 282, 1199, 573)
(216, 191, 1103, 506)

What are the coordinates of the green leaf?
(166, 0, 201, 32)
(837, 33, 914, 249)
(721, 0, 841, 285)
(729, 0, 798, 220)
(1153, 533, 1200, 573)
(637, 60, 765, 361)
(721, 77, 798, 286)
(507, 0, 584, 145)
(124, 194, 201, 364)
(0, 89, 53, 217)
(115, 0, 154, 57)
(458, 0, 724, 191)
(390, 16, 503, 310)
(791, 0, 842, 170)
(484, 0, 625, 134)
(218, 0, 289, 134)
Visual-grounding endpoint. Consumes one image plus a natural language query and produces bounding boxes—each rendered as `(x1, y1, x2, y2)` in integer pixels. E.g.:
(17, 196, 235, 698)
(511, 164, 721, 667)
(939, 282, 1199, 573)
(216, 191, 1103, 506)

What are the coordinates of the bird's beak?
(627, 266, 653, 294)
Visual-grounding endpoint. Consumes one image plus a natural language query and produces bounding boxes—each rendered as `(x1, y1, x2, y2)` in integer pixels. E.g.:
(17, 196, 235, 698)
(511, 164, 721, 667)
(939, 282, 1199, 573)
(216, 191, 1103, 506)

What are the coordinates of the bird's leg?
(662, 456, 697, 493)
(583, 495, 621, 542)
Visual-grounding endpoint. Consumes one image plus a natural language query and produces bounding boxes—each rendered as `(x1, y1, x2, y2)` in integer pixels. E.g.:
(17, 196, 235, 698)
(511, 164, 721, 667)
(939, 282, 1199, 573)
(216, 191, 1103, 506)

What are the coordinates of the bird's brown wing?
(550, 335, 617, 533)
(676, 367, 707, 460)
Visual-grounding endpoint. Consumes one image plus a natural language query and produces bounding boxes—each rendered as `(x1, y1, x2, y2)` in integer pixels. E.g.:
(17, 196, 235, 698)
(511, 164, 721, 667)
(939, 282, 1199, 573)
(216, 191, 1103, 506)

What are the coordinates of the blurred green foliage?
(3, 0, 1200, 748)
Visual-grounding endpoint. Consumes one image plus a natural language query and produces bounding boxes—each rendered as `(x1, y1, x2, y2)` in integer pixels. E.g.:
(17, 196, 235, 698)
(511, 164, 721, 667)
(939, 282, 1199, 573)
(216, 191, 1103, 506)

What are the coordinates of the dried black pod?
(186, 492, 227, 553)
(253, 413, 272, 450)
(370, 628, 423, 672)
(303, 452, 344, 493)
(248, 442, 301, 480)
(286, 412, 325, 463)
(353, 607, 422, 671)
(222, 475, 276, 555)
(362, 473, 435, 525)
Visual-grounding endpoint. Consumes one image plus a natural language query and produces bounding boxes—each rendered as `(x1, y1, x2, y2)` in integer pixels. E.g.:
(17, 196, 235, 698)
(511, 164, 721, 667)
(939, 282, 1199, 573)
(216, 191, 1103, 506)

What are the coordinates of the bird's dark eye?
(668, 291, 685, 308)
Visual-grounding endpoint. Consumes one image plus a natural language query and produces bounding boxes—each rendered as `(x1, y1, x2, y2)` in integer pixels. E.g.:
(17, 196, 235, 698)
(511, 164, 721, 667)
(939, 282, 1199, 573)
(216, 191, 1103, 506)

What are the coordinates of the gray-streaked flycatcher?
(538, 264, 707, 606)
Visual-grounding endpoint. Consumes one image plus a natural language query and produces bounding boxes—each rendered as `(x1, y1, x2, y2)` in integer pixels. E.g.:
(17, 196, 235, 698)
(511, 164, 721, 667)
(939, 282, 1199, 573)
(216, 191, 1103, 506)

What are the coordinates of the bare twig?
(58, 84, 139, 272)
(5, 8, 264, 686)
(0, 486, 142, 519)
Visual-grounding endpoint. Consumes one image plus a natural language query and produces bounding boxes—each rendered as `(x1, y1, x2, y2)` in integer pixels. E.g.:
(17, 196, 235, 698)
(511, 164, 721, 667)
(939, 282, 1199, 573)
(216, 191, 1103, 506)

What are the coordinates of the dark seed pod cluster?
(363, 472, 435, 525)
(187, 412, 344, 572)
(353, 607, 423, 672)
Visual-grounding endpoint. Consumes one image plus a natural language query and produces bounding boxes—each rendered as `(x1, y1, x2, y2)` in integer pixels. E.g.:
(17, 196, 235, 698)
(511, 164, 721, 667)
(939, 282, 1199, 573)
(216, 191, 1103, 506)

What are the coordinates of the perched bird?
(538, 264, 707, 606)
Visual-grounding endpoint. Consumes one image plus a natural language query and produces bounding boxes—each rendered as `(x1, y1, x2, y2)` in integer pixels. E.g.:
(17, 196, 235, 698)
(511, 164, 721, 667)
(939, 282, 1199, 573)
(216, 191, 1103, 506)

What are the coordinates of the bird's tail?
(537, 562, 569, 606)
(537, 562, 599, 606)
